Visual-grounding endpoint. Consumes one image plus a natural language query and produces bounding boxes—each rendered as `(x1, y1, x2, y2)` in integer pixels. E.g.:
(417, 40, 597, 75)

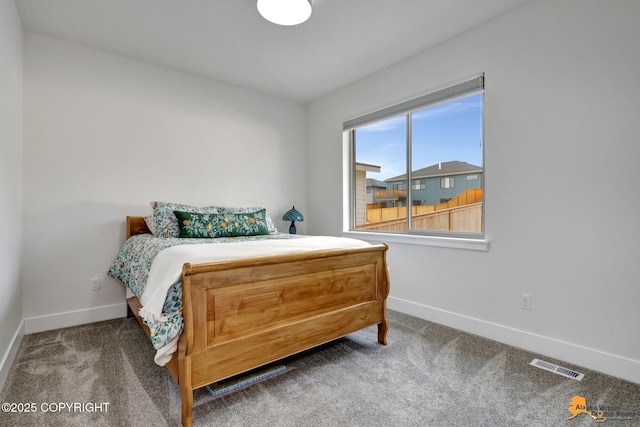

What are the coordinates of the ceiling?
(16, 0, 534, 103)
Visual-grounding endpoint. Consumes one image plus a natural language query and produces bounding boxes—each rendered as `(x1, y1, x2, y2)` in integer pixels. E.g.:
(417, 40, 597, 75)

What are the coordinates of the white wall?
(307, 0, 640, 383)
(22, 33, 307, 329)
(0, 0, 24, 388)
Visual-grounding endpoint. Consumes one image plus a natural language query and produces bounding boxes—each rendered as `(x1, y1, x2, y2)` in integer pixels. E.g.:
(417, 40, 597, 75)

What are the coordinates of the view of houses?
(356, 160, 483, 233)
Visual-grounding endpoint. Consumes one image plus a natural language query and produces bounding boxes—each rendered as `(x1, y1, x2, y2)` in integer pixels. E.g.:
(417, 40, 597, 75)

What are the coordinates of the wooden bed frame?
(124, 216, 390, 427)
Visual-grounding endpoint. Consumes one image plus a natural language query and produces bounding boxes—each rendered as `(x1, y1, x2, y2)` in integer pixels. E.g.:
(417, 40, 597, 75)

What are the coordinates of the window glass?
(349, 79, 484, 237)
(353, 115, 407, 227)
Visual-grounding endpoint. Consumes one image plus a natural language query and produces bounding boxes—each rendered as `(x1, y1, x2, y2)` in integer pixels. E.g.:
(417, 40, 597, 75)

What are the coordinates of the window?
(412, 179, 425, 190)
(440, 177, 455, 189)
(346, 76, 484, 238)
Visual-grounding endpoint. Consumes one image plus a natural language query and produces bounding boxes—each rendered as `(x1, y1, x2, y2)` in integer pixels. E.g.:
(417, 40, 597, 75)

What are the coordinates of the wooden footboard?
(124, 216, 390, 427)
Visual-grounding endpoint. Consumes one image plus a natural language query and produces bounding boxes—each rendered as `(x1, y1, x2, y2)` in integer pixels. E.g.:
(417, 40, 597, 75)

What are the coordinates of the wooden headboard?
(126, 216, 150, 239)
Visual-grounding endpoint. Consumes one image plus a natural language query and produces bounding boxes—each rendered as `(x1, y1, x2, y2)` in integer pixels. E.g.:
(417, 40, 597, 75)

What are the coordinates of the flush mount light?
(257, 0, 312, 26)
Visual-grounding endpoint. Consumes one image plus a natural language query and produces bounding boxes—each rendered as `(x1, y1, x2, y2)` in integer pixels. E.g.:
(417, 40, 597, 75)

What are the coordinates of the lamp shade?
(282, 206, 303, 234)
(282, 206, 304, 222)
(257, 0, 312, 26)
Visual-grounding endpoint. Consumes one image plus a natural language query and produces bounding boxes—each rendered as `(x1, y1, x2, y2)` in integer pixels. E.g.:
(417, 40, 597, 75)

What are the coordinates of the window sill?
(341, 231, 489, 251)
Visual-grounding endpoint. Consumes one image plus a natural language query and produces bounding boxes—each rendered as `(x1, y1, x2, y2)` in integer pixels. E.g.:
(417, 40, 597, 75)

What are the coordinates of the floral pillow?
(149, 201, 219, 238)
(174, 209, 270, 238)
(215, 206, 278, 234)
(143, 215, 157, 235)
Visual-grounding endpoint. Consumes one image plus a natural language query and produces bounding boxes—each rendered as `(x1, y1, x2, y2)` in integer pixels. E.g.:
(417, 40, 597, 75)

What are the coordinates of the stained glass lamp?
(282, 206, 304, 234)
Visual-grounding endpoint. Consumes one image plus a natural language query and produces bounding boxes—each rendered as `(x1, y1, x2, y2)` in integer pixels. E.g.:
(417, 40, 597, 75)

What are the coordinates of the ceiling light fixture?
(257, 0, 312, 26)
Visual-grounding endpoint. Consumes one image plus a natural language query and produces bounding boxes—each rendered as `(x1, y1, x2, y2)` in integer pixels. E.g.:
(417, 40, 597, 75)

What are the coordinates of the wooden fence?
(358, 188, 483, 233)
(356, 202, 482, 232)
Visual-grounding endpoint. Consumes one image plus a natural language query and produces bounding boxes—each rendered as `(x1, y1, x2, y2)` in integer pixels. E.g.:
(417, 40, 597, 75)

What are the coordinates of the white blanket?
(139, 236, 371, 355)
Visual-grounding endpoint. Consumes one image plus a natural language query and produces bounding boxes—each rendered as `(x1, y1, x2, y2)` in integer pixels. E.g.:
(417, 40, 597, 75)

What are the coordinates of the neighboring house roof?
(356, 162, 381, 172)
(366, 178, 387, 188)
(386, 161, 483, 182)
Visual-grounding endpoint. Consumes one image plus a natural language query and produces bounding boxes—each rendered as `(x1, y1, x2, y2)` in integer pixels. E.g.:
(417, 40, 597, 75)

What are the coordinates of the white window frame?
(342, 75, 488, 251)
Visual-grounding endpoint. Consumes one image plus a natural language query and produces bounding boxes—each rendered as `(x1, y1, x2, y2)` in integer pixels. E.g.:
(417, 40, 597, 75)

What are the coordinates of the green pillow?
(174, 209, 270, 238)
(149, 201, 219, 238)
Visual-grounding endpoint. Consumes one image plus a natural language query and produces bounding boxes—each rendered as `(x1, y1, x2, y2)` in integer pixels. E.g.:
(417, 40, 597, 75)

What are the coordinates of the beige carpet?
(1, 310, 638, 426)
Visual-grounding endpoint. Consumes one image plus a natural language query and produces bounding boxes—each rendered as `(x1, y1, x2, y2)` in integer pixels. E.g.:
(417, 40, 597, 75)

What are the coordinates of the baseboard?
(24, 303, 128, 334)
(387, 296, 640, 385)
(0, 319, 24, 392)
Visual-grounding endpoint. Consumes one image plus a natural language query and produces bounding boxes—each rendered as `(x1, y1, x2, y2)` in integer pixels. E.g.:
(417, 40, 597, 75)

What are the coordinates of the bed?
(110, 209, 390, 427)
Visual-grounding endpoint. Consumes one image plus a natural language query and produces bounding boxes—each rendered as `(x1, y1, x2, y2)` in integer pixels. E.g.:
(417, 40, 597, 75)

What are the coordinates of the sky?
(355, 93, 483, 181)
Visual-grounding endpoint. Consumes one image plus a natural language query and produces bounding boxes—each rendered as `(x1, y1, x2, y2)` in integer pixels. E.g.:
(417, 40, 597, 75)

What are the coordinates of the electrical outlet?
(520, 293, 531, 311)
(91, 277, 100, 291)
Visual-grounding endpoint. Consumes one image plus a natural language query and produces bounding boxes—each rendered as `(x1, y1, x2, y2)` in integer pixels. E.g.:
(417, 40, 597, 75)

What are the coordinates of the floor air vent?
(530, 358, 584, 381)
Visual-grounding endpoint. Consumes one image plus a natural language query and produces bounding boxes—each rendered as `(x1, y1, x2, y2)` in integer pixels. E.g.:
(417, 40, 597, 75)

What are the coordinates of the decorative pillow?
(143, 215, 157, 235)
(149, 201, 219, 238)
(214, 206, 278, 234)
(174, 209, 270, 238)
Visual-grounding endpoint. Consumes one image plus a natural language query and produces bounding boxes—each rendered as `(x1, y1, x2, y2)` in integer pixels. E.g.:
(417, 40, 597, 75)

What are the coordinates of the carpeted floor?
(1, 310, 638, 426)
